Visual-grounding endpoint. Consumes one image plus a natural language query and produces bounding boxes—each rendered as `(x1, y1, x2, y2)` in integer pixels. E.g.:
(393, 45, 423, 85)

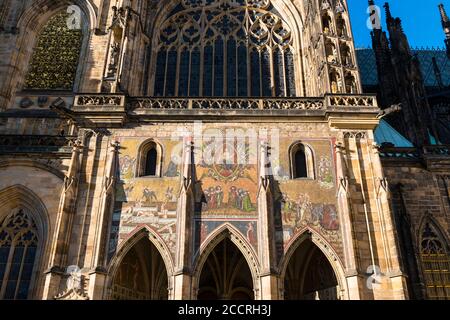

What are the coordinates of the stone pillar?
(173, 138, 195, 299)
(367, 133, 408, 299)
(257, 142, 279, 300)
(335, 140, 367, 300)
(88, 141, 120, 299)
(42, 139, 83, 299)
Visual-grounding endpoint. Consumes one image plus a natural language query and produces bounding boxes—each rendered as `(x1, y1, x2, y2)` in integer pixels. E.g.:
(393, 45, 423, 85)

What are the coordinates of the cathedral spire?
(439, 3, 449, 24)
(439, 4, 450, 58)
(384, 2, 393, 22)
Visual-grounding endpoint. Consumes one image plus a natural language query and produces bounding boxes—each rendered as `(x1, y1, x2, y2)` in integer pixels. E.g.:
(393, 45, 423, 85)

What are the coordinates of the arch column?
(257, 141, 280, 299)
(173, 137, 195, 299)
(88, 141, 120, 300)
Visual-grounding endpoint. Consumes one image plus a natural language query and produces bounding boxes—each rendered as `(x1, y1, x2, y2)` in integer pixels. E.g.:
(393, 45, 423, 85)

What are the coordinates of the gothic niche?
(24, 11, 83, 90)
(336, 13, 348, 38)
(325, 39, 337, 63)
(111, 237, 168, 300)
(340, 42, 353, 66)
(329, 70, 342, 93)
(153, 0, 296, 97)
(284, 239, 338, 300)
(321, 11, 333, 34)
(344, 72, 357, 94)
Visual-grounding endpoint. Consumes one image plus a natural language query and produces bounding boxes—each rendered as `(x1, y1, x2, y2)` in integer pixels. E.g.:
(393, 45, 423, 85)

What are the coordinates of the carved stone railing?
(68, 94, 377, 111)
(127, 97, 326, 110)
(326, 94, 378, 108)
(0, 135, 77, 154)
(74, 95, 125, 108)
(378, 147, 421, 160)
(423, 145, 450, 156)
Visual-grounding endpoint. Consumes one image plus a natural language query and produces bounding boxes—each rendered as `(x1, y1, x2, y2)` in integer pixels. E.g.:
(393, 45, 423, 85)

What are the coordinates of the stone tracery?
(152, 0, 296, 97)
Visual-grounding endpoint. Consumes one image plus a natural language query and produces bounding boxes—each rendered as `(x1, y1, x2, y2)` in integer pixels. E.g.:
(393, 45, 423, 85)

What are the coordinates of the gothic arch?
(0, 185, 50, 299)
(192, 223, 260, 299)
(6, 0, 96, 100)
(106, 226, 175, 299)
(279, 228, 348, 300)
(136, 138, 164, 178)
(288, 141, 316, 179)
(146, 0, 306, 96)
(417, 214, 450, 250)
(416, 215, 450, 299)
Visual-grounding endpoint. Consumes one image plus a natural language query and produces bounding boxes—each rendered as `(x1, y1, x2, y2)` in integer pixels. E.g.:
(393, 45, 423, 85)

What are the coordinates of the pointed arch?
(0, 185, 49, 300)
(417, 216, 450, 299)
(279, 228, 348, 300)
(146, 0, 306, 96)
(4, 0, 96, 102)
(192, 223, 260, 299)
(106, 226, 174, 299)
(136, 138, 164, 177)
(288, 141, 315, 179)
(0, 159, 66, 181)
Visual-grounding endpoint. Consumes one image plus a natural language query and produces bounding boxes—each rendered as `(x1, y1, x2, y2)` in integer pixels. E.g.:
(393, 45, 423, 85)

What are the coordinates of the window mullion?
(13, 244, 27, 300)
(0, 241, 15, 299)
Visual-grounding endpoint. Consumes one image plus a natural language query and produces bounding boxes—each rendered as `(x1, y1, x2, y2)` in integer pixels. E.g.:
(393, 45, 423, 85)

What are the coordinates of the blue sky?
(347, 0, 448, 49)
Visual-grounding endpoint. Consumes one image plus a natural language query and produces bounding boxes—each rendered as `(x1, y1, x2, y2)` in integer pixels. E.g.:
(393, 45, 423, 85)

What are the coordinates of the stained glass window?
(0, 209, 39, 300)
(153, 0, 296, 97)
(420, 222, 450, 300)
(24, 11, 83, 90)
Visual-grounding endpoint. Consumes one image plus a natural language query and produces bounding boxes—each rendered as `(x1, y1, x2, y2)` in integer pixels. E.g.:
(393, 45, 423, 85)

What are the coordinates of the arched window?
(290, 143, 315, 179)
(24, 11, 83, 90)
(152, 0, 296, 97)
(137, 140, 162, 177)
(420, 221, 450, 299)
(0, 209, 39, 300)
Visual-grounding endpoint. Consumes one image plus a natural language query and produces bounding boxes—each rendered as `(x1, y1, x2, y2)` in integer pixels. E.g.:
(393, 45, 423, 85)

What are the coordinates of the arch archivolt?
(191, 223, 261, 299)
(0, 159, 66, 181)
(279, 227, 348, 300)
(106, 225, 175, 299)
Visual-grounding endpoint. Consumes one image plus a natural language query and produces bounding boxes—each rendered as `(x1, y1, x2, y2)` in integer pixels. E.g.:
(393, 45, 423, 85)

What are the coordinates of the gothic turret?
(439, 3, 450, 59)
(369, 1, 439, 147)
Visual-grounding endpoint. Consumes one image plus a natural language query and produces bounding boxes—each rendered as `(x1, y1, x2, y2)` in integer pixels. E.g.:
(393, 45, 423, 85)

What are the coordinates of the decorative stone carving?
(19, 97, 34, 108)
(343, 131, 367, 139)
(75, 95, 124, 107)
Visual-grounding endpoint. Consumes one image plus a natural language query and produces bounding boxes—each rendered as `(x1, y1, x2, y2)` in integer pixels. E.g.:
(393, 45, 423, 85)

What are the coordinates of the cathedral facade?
(0, 0, 448, 300)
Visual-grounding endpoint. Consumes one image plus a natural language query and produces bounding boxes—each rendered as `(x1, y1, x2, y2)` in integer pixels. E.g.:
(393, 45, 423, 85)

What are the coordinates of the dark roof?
(356, 48, 450, 88)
